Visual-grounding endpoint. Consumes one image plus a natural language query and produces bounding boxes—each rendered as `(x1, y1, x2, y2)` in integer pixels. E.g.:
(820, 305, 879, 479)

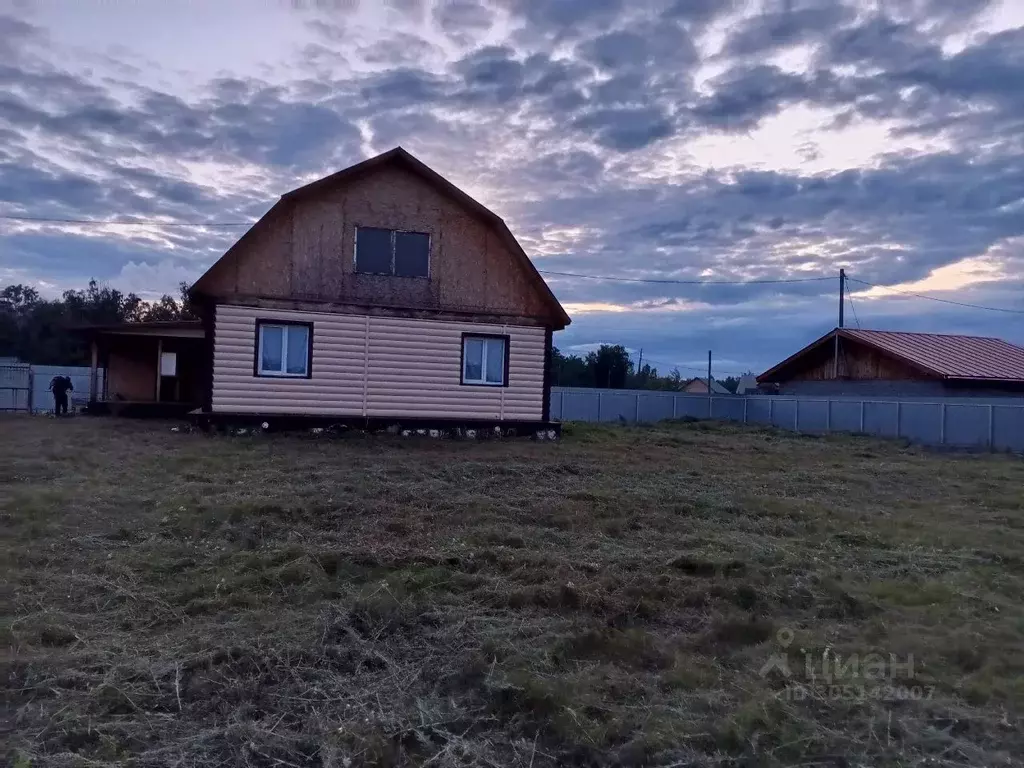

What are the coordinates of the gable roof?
(192, 147, 570, 329)
(759, 328, 1024, 383)
(734, 374, 759, 394)
(685, 377, 731, 394)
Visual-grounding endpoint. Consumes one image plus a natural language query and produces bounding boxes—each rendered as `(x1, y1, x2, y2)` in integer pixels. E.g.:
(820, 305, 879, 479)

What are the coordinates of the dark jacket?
(49, 376, 74, 397)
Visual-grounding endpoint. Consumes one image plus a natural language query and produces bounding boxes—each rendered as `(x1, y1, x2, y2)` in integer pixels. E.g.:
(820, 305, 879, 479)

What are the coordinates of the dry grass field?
(3, 415, 1024, 767)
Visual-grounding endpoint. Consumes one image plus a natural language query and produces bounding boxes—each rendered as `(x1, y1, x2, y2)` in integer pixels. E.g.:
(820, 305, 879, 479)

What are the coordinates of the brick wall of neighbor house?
(198, 165, 551, 322)
(212, 304, 546, 420)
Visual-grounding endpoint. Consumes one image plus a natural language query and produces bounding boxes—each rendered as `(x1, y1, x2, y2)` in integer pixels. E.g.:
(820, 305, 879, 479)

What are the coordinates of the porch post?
(89, 339, 99, 402)
(155, 337, 163, 401)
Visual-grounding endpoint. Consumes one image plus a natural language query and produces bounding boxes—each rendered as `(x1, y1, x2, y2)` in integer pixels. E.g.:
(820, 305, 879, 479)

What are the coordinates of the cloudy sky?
(2, 0, 1024, 376)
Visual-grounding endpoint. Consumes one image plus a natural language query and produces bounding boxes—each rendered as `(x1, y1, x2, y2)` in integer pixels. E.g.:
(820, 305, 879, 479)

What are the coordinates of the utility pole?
(707, 349, 713, 414)
(839, 268, 845, 328)
(637, 348, 643, 386)
(834, 268, 845, 378)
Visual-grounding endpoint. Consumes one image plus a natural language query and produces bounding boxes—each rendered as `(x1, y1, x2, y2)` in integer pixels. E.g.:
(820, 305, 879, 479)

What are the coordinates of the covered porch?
(83, 320, 207, 418)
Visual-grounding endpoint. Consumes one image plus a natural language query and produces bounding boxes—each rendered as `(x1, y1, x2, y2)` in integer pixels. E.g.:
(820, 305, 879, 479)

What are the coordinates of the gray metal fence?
(550, 387, 1024, 452)
(0, 363, 31, 412)
(31, 365, 105, 413)
(0, 364, 105, 413)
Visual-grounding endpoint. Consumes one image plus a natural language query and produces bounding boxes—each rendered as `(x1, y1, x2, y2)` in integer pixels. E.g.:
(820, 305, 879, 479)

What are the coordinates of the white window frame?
(461, 334, 508, 387)
(354, 226, 431, 278)
(256, 322, 311, 378)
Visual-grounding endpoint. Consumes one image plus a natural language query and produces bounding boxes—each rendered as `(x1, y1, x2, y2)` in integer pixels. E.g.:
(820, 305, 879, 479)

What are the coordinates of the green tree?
(0, 279, 197, 364)
(586, 344, 633, 389)
(552, 347, 591, 387)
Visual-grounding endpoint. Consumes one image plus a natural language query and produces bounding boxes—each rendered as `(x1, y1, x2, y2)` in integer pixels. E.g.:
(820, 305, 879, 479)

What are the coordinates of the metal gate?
(0, 363, 31, 412)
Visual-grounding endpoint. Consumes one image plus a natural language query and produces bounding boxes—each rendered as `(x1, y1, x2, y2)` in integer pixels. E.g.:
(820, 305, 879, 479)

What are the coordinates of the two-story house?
(85, 148, 570, 431)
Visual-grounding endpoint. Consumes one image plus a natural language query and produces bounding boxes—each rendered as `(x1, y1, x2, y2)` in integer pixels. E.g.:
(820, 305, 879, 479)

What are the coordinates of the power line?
(847, 277, 1024, 315)
(0, 214, 252, 227)
(643, 356, 747, 376)
(845, 275, 861, 329)
(537, 270, 834, 285)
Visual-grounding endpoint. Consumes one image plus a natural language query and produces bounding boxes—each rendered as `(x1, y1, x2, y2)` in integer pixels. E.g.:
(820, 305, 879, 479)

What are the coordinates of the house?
(85, 148, 570, 429)
(734, 374, 759, 395)
(682, 377, 730, 394)
(758, 328, 1024, 398)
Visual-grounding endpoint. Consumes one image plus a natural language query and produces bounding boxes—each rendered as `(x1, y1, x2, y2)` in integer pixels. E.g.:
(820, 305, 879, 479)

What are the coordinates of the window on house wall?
(355, 227, 430, 277)
(462, 334, 508, 386)
(256, 321, 312, 377)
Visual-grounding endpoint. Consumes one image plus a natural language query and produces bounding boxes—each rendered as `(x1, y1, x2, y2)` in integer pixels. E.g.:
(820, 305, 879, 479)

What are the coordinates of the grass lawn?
(3, 415, 1024, 767)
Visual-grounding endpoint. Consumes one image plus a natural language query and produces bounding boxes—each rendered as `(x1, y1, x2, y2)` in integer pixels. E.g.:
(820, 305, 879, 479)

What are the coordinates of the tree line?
(0, 282, 195, 366)
(2, 281, 746, 391)
(554, 344, 745, 393)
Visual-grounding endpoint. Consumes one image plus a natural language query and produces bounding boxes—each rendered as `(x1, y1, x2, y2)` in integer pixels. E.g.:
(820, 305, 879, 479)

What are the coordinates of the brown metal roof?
(759, 328, 1024, 383)
(840, 329, 1024, 381)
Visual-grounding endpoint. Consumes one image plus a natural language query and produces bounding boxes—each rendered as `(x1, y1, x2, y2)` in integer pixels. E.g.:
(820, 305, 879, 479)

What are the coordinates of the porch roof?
(79, 320, 205, 339)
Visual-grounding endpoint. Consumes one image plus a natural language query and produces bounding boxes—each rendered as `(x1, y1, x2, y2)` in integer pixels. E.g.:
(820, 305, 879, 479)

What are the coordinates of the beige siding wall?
(213, 304, 545, 420)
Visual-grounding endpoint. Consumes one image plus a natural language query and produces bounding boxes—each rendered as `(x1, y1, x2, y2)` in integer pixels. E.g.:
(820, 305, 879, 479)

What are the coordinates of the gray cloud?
(433, 0, 494, 45)
(724, 1, 855, 58)
(496, 0, 625, 38)
(573, 106, 675, 150)
(690, 65, 813, 131)
(451, 45, 526, 104)
(3, 1, 1024, 367)
(359, 32, 443, 67)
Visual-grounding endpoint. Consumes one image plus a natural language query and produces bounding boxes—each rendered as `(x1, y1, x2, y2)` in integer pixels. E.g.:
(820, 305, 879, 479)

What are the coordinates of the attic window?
(355, 227, 429, 278)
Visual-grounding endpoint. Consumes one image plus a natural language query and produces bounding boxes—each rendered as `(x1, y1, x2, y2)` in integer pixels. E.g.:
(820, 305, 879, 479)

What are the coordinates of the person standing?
(49, 375, 73, 416)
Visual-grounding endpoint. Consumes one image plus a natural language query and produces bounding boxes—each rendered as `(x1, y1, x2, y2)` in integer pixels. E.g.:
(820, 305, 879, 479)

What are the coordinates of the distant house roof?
(759, 328, 1024, 383)
(734, 374, 759, 394)
(685, 377, 731, 394)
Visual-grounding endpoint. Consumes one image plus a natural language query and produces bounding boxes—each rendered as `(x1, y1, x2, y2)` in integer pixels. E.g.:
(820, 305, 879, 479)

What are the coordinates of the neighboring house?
(682, 377, 730, 394)
(758, 328, 1024, 398)
(87, 147, 570, 428)
(734, 374, 759, 395)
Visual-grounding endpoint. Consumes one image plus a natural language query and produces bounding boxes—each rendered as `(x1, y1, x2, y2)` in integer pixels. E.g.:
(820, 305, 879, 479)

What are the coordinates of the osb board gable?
(202, 164, 552, 322)
(194, 205, 293, 300)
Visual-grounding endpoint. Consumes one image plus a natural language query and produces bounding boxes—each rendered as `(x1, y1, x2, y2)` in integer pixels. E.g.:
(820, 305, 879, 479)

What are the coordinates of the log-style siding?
(212, 304, 545, 420)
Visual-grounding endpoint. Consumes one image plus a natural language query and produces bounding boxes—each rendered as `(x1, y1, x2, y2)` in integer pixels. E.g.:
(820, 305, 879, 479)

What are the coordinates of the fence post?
(794, 399, 799, 432)
(708, 397, 713, 419)
(988, 404, 994, 449)
(939, 403, 945, 444)
(672, 395, 678, 419)
(27, 368, 34, 414)
(742, 397, 748, 425)
(597, 391, 603, 422)
(635, 393, 640, 423)
(768, 398, 774, 425)
(895, 401, 901, 438)
(825, 399, 831, 432)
